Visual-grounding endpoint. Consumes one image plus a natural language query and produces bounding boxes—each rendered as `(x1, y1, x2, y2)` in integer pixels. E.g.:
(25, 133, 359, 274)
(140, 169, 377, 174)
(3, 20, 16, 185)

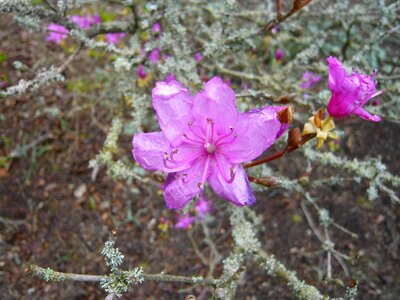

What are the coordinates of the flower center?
(205, 142, 216, 154)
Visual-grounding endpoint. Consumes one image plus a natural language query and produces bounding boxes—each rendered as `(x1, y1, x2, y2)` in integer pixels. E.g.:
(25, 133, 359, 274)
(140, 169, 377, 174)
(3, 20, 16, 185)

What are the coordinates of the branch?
(265, 0, 313, 32)
(25, 265, 217, 286)
(244, 133, 315, 169)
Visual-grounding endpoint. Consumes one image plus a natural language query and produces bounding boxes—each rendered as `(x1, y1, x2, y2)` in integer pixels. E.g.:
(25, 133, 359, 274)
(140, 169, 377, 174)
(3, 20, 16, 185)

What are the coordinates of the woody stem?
(244, 134, 316, 169)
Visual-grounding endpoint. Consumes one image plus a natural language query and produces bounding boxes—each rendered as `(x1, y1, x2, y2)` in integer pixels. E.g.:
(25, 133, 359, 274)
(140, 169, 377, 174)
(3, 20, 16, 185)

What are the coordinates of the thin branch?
(244, 134, 315, 169)
(265, 0, 313, 32)
(25, 265, 217, 286)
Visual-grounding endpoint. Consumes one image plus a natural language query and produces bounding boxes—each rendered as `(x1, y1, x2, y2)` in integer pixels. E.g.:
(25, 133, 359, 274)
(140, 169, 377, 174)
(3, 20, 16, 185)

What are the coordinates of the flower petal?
(191, 77, 238, 133)
(353, 107, 381, 122)
(208, 165, 256, 206)
(152, 80, 193, 142)
(327, 56, 347, 90)
(219, 106, 284, 164)
(132, 131, 171, 172)
(163, 159, 205, 209)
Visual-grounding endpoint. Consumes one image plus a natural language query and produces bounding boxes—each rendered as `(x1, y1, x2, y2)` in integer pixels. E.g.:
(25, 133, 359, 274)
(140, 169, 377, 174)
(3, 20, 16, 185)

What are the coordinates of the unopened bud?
(287, 127, 301, 148)
(277, 106, 293, 124)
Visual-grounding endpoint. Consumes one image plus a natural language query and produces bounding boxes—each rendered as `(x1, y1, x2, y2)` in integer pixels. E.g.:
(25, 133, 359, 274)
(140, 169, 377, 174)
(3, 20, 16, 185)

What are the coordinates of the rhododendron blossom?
(132, 77, 288, 209)
(70, 14, 100, 29)
(275, 48, 283, 61)
(148, 48, 160, 62)
(137, 64, 147, 79)
(195, 198, 212, 219)
(174, 214, 196, 229)
(105, 33, 126, 44)
(46, 24, 69, 44)
(194, 52, 203, 62)
(152, 22, 161, 34)
(300, 71, 321, 89)
(326, 56, 383, 122)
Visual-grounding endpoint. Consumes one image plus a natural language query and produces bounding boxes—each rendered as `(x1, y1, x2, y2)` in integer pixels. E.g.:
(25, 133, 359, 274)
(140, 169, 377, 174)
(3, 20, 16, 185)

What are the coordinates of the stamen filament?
(198, 155, 211, 193)
(215, 157, 235, 184)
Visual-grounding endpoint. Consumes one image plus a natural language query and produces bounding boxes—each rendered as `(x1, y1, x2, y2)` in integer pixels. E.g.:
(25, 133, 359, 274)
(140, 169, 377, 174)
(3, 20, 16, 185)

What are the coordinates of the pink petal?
(132, 131, 171, 172)
(327, 56, 347, 90)
(191, 77, 238, 133)
(219, 107, 283, 164)
(353, 107, 381, 122)
(152, 80, 193, 143)
(163, 159, 205, 209)
(208, 165, 255, 206)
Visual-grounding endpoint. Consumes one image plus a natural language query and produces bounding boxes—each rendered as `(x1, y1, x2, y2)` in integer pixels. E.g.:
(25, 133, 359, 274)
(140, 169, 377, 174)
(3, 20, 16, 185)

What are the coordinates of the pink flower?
(174, 214, 196, 229)
(149, 48, 160, 62)
(1, 81, 7, 89)
(194, 52, 203, 62)
(46, 24, 69, 44)
(326, 56, 383, 122)
(92, 14, 101, 25)
(70, 15, 96, 29)
(152, 22, 161, 34)
(300, 71, 321, 89)
(195, 198, 212, 219)
(275, 48, 283, 61)
(132, 77, 288, 209)
(137, 64, 147, 79)
(165, 74, 176, 82)
(106, 33, 126, 44)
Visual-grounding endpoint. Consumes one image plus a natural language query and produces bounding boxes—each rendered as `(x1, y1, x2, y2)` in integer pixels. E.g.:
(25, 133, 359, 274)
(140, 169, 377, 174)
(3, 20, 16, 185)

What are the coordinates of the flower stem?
(244, 134, 315, 169)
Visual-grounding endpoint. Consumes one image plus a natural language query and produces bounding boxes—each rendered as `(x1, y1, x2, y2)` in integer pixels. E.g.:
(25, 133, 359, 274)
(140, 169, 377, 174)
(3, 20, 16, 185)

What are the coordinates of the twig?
(187, 230, 209, 266)
(265, 0, 313, 32)
(25, 265, 217, 286)
(243, 134, 315, 169)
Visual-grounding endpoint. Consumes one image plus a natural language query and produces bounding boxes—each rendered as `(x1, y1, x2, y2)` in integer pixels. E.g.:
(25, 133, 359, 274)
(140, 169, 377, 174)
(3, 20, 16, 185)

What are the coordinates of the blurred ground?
(1, 16, 399, 300)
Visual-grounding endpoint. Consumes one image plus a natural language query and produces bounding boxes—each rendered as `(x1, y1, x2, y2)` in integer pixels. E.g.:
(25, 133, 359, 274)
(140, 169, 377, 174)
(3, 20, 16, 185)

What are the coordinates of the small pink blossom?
(275, 48, 283, 61)
(194, 52, 203, 62)
(165, 74, 176, 82)
(372, 99, 380, 106)
(70, 15, 100, 29)
(300, 71, 321, 89)
(326, 56, 383, 122)
(152, 22, 161, 34)
(132, 77, 289, 209)
(195, 198, 212, 219)
(137, 64, 147, 79)
(46, 24, 69, 44)
(174, 214, 196, 229)
(149, 48, 160, 62)
(1, 81, 7, 89)
(106, 33, 126, 44)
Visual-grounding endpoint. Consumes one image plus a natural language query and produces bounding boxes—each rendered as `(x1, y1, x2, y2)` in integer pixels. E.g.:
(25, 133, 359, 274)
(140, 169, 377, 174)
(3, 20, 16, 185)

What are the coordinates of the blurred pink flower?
(165, 74, 176, 82)
(194, 52, 203, 62)
(195, 198, 212, 219)
(132, 77, 288, 209)
(174, 214, 196, 229)
(152, 22, 161, 34)
(149, 48, 160, 62)
(70, 15, 100, 29)
(46, 24, 69, 44)
(326, 56, 383, 122)
(1, 81, 7, 89)
(275, 48, 283, 61)
(137, 64, 147, 79)
(300, 71, 321, 89)
(106, 33, 126, 44)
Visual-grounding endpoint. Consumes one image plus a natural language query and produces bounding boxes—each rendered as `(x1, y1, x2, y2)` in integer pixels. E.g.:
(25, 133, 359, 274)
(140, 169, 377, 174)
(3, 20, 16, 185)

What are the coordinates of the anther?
(188, 121, 193, 126)
(163, 152, 170, 160)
